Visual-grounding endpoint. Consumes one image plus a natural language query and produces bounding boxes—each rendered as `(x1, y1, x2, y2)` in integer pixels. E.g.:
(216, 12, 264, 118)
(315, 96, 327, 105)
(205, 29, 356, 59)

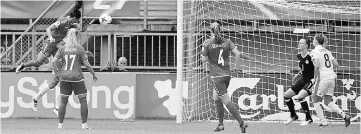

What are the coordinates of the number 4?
(218, 49, 224, 66)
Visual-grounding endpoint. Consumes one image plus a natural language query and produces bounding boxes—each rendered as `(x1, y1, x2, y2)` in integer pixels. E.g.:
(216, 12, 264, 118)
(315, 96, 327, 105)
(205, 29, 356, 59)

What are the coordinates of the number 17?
(64, 55, 76, 70)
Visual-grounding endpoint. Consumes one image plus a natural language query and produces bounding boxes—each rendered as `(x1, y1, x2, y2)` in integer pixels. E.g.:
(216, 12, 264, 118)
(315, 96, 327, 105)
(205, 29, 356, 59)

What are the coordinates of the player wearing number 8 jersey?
(52, 28, 97, 129)
(310, 33, 350, 128)
(202, 21, 248, 133)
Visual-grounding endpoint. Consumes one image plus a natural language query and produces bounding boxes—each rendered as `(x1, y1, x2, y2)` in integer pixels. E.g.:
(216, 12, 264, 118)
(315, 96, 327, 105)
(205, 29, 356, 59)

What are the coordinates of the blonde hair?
(64, 28, 79, 48)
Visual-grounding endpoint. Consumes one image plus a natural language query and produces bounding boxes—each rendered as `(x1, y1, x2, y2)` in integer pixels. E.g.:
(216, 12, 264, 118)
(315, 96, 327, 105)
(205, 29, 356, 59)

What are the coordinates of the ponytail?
(314, 33, 326, 45)
(210, 21, 223, 44)
(64, 28, 79, 49)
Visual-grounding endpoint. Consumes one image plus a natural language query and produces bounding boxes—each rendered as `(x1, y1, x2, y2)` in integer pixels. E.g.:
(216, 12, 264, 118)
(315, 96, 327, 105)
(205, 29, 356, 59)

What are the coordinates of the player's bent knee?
(297, 97, 305, 102)
(60, 94, 69, 103)
(323, 101, 330, 106)
(78, 93, 87, 103)
(323, 96, 332, 105)
(301, 89, 312, 96)
(219, 94, 231, 105)
(48, 82, 58, 89)
(283, 88, 296, 98)
(311, 95, 321, 103)
(34, 55, 48, 67)
(284, 97, 291, 102)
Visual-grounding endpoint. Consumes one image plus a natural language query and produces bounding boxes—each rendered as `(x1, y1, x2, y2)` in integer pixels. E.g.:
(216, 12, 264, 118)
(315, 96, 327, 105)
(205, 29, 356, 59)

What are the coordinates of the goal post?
(176, 0, 184, 124)
(180, 0, 360, 123)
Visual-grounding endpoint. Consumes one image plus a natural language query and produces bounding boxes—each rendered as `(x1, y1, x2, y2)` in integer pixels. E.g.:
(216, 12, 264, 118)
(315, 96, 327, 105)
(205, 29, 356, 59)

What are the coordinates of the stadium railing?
(0, 32, 178, 72)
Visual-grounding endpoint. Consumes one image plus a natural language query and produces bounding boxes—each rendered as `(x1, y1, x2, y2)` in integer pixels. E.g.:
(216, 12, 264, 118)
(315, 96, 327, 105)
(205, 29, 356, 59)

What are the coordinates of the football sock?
(285, 97, 296, 117)
(34, 85, 51, 101)
(226, 103, 244, 125)
(79, 94, 88, 123)
(300, 101, 312, 120)
(59, 95, 69, 123)
(215, 100, 224, 124)
(313, 102, 326, 123)
(327, 102, 346, 118)
(55, 94, 61, 110)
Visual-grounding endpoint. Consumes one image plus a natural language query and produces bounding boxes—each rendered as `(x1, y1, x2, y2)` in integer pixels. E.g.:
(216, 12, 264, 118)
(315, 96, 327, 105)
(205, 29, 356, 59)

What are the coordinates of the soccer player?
(24, 12, 92, 116)
(16, 9, 81, 73)
(310, 33, 351, 128)
(283, 38, 314, 126)
(52, 28, 97, 129)
(33, 23, 93, 117)
(14, 9, 81, 114)
(202, 21, 248, 133)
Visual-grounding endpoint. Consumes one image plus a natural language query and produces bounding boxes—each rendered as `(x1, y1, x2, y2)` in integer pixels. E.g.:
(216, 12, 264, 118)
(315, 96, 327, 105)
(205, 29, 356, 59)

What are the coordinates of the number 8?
(324, 54, 331, 68)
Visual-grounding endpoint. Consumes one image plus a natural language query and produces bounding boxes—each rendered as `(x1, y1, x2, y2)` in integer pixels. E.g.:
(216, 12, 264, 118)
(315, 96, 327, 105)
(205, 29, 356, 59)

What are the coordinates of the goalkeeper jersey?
(297, 51, 314, 81)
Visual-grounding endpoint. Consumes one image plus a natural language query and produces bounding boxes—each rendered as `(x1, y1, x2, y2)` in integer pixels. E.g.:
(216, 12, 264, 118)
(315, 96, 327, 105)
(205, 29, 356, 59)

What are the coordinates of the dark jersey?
(297, 51, 314, 81)
(51, 17, 73, 42)
(55, 45, 88, 82)
(202, 38, 236, 76)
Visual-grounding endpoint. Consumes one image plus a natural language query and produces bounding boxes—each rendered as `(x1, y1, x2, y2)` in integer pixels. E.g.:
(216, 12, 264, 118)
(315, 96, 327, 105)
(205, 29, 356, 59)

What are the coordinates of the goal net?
(181, 0, 360, 123)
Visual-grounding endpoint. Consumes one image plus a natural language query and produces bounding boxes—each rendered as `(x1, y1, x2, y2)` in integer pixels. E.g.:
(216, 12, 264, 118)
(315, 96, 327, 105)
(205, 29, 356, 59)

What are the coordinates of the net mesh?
(182, 0, 360, 122)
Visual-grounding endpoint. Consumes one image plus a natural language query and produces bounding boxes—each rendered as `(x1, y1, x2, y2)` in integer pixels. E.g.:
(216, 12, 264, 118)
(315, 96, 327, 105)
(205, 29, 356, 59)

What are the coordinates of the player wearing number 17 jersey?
(310, 33, 351, 128)
(23, 9, 82, 115)
(202, 21, 248, 133)
(52, 28, 97, 129)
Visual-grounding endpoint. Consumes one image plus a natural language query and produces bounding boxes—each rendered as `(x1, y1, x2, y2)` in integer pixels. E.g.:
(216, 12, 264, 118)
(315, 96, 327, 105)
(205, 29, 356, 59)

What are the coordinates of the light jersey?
(202, 38, 236, 77)
(310, 45, 337, 80)
(51, 17, 73, 42)
(55, 45, 88, 82)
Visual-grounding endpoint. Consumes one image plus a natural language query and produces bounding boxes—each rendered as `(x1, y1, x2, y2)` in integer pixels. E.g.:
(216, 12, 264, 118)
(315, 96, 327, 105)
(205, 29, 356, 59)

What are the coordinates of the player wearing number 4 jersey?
(52, 28, 97, 129)
(202, 21, 248, 133)
(310, 33, 351, 128)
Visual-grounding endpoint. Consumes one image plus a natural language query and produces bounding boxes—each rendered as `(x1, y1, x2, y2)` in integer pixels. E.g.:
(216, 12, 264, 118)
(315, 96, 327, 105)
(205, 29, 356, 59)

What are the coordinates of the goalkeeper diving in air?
(201, 21, 248, 133)
(283, 38, 314, 126)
